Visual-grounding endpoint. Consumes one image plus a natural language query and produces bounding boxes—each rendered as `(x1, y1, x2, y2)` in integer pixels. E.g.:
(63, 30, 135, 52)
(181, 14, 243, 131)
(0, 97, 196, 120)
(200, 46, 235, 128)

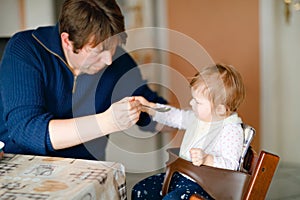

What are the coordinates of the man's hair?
(190, 64, 245, 112)
(59, 0, 127, 53)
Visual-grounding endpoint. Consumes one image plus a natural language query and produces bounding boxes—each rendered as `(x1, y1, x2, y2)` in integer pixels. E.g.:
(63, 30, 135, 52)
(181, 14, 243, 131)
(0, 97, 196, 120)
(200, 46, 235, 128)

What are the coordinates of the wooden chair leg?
(161, 167, 174, 196)
(244, 151, 279, 200)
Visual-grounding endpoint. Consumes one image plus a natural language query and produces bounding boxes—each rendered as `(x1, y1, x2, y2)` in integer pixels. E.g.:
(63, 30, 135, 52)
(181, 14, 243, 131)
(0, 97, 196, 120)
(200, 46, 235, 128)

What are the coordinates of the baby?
(132, 63, 246, 200)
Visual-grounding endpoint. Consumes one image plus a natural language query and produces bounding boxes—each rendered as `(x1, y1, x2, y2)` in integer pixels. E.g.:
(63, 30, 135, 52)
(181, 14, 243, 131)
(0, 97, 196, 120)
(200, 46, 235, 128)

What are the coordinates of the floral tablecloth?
(0, 154, 126, 200)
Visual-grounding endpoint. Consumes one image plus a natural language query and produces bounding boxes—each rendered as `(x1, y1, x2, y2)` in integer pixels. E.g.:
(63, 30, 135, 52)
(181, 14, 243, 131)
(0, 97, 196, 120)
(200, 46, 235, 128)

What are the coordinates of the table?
(0, 154, 126, 200)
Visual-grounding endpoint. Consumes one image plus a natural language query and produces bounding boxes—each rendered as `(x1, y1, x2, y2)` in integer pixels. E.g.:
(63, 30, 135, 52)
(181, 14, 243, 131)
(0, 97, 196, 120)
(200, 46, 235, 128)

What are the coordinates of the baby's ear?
(216, 104, 227, 116)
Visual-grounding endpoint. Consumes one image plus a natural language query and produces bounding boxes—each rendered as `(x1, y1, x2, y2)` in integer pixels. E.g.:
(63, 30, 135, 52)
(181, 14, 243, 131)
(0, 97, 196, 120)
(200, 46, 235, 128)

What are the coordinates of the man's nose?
(102, 51, 112, 65)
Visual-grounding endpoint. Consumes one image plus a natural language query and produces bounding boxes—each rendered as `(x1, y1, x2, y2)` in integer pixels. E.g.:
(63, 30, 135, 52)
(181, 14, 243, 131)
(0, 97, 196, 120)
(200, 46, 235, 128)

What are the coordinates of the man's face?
(67, 40, 118, 75)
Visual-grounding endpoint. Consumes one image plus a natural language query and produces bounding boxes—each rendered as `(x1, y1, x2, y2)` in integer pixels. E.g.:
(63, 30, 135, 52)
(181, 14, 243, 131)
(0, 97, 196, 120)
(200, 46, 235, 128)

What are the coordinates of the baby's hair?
(190, 63, 245, 113)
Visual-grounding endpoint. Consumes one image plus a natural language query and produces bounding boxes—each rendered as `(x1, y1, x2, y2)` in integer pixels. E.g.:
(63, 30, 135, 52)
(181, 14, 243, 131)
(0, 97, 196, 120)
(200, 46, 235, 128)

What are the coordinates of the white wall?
(0, 0, 22, 36)
(260, 0, 300, 164)
(24, 0, 55, 29)
(0, 0, 55, 37)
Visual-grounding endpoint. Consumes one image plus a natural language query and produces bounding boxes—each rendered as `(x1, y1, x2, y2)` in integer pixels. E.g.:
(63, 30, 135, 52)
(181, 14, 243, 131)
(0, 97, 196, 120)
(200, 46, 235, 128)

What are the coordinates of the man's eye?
(91, 50, 100, 55)
(193, 99, 201, 104)
(88, 46, 104, 54)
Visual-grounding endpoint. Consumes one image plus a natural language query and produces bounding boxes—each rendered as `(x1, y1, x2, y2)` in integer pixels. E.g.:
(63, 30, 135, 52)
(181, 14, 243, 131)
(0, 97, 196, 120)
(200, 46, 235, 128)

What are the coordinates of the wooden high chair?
(161, 124, 280, 200)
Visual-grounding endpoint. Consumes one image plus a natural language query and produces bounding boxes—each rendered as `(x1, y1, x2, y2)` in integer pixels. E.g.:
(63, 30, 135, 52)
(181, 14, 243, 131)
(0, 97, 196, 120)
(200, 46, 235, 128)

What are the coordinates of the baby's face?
(189, 87, 213, 122)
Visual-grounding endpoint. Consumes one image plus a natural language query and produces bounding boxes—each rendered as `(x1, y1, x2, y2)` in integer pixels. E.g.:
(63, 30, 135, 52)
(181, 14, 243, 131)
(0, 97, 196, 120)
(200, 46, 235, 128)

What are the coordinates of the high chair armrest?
(162, 148, 280, 200)
(162, 148, 251, 199)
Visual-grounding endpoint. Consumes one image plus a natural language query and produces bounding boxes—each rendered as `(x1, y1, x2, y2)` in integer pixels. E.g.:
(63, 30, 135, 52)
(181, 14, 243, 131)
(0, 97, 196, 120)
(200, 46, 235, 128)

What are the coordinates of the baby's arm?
(135, 96, 194, 130)
(189, 124, 243, 170)
(153, 104, 194, 130)
(211, 125, 244, 170)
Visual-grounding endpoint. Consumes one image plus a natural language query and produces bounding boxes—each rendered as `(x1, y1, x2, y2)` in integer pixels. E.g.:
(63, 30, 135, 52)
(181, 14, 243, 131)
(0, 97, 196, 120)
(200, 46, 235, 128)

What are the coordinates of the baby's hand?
(133, 96, 156, 116)
(189, 148, 207, 166)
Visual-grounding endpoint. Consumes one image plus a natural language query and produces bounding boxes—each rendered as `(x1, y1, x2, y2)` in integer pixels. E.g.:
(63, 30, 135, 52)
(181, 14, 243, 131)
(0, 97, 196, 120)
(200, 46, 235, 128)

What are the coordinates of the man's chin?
(80, 65, 107, 75)
(84, 70, 98, 75)
(86, 68, 103, 75)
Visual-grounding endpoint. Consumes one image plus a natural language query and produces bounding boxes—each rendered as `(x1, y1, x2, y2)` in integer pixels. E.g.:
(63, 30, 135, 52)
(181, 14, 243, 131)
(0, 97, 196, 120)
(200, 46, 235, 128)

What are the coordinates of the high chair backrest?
(238, 124, 255, 171)
(161, 124, 280, 200)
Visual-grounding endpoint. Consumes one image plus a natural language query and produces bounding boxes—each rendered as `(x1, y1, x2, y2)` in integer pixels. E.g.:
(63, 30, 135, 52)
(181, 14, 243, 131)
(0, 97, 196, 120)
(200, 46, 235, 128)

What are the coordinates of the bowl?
(0, 141, 4, 151)
(0, 141, 4, 159)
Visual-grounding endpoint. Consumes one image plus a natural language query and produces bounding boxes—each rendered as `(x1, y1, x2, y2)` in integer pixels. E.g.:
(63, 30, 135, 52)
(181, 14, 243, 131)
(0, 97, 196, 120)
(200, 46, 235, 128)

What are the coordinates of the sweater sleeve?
(0, 34, 54, 155)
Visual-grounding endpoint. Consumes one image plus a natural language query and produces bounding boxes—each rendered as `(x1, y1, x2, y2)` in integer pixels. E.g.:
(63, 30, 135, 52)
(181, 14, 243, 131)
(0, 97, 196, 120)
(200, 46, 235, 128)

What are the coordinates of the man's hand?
(99, 97, 142, 134)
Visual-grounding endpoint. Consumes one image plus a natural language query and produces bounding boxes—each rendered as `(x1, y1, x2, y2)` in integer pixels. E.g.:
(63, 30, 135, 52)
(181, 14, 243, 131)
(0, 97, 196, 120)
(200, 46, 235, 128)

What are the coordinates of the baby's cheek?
(195, 107, 202, 116)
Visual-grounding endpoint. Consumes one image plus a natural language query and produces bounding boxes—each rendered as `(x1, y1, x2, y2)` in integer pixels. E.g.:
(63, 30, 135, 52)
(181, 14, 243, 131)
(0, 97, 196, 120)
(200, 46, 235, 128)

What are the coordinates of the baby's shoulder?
(221, 123, 243, 137)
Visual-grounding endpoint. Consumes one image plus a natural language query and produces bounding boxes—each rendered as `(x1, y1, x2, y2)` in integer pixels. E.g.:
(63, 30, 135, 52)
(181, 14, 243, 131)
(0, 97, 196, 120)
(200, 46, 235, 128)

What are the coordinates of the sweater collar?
(31, 23, 66, 62)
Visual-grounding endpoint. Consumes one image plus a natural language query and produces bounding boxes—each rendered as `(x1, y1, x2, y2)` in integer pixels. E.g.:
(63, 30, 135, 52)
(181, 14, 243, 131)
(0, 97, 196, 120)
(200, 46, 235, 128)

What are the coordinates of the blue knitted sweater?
(0, 24, 167, 160)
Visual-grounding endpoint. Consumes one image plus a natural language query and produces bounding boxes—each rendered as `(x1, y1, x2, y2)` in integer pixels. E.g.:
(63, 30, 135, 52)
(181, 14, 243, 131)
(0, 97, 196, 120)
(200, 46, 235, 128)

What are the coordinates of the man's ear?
(61, 32, 73, 51)
(216, 104, 227, 116)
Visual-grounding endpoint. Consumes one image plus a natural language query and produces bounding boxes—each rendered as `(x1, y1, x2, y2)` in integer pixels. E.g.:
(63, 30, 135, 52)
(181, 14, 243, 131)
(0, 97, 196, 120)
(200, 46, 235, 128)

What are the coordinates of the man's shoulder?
(10, 29, 35, 43)
(11, 25, 55, 41)
(113, 46, 128, 59)
(2, 30, 36, 60)
(32, 25, 56, 37)
(112, 46, 136, 67)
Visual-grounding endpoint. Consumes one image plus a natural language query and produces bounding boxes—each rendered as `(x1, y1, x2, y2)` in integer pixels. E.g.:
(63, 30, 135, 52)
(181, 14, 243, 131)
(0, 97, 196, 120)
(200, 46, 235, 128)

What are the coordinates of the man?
(0, 0, 167, 160)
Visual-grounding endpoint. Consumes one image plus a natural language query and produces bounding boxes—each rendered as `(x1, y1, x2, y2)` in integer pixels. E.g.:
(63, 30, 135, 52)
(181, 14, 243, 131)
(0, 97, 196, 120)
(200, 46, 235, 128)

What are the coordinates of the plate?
(0, 141, 4, 150)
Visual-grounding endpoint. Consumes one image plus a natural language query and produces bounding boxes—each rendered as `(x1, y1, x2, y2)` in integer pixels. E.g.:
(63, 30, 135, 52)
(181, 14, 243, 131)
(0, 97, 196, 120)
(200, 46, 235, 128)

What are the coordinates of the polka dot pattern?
(131, 172, 214, 200)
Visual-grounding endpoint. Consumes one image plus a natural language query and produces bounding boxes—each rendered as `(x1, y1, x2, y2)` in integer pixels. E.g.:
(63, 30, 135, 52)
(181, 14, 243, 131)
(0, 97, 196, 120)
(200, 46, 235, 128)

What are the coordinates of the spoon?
(142, 105, 171, 112)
